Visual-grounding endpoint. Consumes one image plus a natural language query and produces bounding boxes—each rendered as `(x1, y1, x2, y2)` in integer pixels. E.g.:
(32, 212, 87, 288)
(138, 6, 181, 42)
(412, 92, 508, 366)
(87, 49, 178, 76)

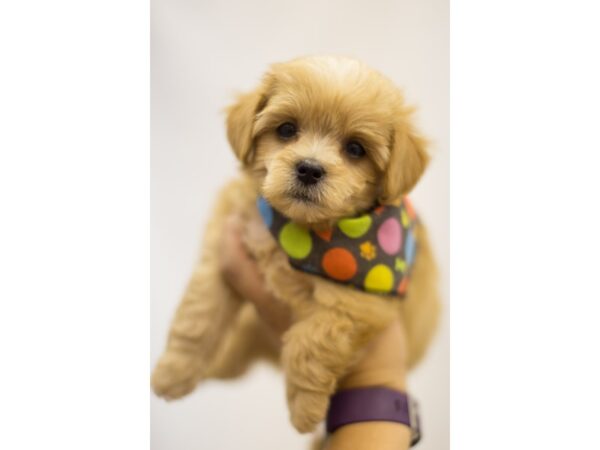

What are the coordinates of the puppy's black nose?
(296, 160, 325, 185)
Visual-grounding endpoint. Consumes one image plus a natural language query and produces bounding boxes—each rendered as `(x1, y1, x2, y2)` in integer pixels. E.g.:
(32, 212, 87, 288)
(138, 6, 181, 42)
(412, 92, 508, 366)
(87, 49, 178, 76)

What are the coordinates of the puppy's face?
(227, 56, 428, 226)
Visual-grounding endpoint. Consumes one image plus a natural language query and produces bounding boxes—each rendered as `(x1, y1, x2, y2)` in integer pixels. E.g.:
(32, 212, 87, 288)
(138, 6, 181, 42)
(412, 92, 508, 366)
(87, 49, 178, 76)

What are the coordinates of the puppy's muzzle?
(295, 159, 326, 186)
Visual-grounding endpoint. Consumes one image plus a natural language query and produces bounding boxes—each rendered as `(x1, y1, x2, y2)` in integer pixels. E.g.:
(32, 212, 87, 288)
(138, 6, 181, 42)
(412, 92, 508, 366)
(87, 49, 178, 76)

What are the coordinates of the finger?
(225, 251, 292, 334)
(221, 228, 269, 300)
(220, 215, 259, 282)
(220, 217, 292, 334)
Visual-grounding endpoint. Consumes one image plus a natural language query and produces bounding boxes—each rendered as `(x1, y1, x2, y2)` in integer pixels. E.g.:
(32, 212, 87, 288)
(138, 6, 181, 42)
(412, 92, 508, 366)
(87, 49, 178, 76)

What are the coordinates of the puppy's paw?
(151, 351, 204, 400)
(289, 389, 330, 433)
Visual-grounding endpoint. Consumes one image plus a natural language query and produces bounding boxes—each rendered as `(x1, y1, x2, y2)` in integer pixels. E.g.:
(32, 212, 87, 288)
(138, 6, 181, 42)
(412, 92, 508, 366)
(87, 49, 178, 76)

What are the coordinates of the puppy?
(152, 56, 440, 433)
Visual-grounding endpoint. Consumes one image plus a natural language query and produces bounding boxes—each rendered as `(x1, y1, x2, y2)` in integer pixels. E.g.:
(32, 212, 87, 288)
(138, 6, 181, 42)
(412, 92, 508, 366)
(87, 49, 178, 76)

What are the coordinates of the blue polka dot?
(405, 231, 416, 265)
(257, 197, 273, 227)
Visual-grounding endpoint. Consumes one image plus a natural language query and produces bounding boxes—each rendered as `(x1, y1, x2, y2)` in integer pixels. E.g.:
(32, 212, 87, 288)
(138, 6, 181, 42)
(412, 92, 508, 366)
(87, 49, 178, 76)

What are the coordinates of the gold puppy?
(152, 56, 440, 433)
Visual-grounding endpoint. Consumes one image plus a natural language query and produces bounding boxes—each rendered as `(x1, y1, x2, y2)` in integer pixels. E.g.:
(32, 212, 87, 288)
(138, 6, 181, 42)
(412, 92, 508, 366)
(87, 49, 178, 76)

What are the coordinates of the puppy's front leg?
(282, 308, 379, 433)
(151, 264, 241, 400)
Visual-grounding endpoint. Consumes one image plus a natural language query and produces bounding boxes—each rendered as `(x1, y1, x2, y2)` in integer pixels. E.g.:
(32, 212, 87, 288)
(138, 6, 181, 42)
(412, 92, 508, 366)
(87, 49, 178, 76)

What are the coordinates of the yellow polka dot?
(400, 209, 410, 228)
(338, 214, 372, 238)
(364, 264, 394, 293)
(279, 222, 312, 259)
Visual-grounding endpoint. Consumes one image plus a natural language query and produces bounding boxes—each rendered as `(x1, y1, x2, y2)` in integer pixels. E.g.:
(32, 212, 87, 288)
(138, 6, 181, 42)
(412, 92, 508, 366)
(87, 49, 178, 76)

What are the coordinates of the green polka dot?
(395, 258, 407, 273)
(364, 264, 394, 293)
(338, 214, 372, 238)
(279, 222, 312, 259)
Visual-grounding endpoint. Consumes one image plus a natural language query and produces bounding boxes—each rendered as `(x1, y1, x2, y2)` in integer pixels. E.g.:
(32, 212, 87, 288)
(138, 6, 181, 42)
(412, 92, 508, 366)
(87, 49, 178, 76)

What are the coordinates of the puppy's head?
(227, 56, 428, 226)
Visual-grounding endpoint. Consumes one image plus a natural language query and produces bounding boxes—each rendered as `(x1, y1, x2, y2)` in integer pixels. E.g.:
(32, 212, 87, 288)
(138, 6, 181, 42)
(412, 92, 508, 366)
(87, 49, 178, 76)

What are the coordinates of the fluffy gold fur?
(152, 56, 440, 433)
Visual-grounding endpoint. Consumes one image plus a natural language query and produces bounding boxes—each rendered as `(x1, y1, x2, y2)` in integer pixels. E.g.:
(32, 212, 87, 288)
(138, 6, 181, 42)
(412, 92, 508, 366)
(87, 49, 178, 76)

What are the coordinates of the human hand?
(220, 215, 411, 449)
(220, 215, 293, 336)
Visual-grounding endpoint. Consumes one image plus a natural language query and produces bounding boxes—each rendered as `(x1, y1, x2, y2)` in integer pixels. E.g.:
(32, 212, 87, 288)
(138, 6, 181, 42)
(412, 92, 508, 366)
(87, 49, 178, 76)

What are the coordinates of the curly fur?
(152, 56, 440, 434)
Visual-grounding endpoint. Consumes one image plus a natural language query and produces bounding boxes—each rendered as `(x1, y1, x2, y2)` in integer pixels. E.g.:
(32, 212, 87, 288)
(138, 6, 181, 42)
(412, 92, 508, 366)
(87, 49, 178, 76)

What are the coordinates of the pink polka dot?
(377, 217, 402, 255)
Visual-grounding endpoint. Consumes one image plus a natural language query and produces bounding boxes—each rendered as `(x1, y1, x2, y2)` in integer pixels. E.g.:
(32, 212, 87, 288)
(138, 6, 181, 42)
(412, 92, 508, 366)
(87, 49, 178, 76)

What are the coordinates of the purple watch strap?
(326, 387, 421, 446)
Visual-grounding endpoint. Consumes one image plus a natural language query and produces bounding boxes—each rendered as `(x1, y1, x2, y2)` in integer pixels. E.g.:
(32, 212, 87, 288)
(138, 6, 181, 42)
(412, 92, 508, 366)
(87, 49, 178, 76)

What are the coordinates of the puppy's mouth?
(290, 191, 317, 204)
(286, 183, 324, 205)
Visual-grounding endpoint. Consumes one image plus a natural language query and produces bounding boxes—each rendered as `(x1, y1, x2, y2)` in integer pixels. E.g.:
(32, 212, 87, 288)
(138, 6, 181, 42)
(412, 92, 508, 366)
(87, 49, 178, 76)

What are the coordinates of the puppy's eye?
(276, 122, 297, 139)
(345, 141, 366, 159)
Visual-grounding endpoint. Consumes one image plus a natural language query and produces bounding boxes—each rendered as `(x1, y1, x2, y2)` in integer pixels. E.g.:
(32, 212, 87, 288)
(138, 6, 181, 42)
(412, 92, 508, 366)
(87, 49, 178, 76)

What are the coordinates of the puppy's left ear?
(226, 82, 270, 165)
(379, 116, 430, 204)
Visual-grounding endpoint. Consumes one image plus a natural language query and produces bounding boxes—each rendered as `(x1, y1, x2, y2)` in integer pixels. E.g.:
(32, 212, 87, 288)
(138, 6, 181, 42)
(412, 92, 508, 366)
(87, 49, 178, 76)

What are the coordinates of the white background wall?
(151, 1, 448, 449)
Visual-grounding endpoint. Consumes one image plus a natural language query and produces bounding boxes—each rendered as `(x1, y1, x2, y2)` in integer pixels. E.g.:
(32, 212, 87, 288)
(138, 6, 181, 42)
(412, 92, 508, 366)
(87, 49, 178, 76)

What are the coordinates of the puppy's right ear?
(226, 83, 269, 165)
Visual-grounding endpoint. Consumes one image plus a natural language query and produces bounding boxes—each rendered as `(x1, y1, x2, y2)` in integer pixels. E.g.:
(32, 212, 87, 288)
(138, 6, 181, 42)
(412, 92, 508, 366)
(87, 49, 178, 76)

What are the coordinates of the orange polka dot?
(403, 197, 416, 220)
(315, 228, 333, 242)
(322, 248, 357, 281)
(397, 276, 409, 295)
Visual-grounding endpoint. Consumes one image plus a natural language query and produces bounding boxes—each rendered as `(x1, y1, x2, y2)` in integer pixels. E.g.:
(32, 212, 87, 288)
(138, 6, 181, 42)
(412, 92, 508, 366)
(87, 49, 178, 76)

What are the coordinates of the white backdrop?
(151, 1, 448, 449)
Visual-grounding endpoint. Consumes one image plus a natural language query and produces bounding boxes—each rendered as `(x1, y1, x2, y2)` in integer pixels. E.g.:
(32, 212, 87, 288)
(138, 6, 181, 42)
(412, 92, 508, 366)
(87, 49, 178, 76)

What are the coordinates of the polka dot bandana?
(257, 197, 418, 296)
